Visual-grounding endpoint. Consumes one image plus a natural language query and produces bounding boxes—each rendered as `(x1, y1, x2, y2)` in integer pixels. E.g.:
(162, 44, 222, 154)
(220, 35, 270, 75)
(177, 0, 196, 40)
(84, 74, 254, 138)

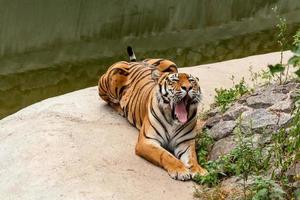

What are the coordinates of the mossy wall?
(0, 0, 300, 118)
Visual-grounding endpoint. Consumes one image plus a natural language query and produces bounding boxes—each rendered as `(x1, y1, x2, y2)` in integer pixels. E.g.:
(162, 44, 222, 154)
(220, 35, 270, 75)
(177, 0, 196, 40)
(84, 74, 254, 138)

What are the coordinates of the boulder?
(207, 120, 236, 140)
(209, 136, 237, 161)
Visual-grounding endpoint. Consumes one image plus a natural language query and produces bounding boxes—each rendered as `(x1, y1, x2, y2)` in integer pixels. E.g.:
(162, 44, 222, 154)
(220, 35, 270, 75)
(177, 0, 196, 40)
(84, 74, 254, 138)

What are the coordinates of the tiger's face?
(157, 73, 202, 124)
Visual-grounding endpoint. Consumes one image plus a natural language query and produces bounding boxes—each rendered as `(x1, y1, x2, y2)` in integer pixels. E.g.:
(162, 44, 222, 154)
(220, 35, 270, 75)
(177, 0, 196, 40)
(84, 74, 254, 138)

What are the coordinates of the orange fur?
(98, 58, 207, 180)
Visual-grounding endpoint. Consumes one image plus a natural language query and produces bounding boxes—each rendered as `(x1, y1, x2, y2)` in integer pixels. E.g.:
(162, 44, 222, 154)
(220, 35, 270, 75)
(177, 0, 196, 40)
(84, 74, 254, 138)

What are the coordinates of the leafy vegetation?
(249, 177, 286, 200)
(195, 82, 299, 199)
(268, 8, 300, 83)
(194, 122, 270, 187)
(214, 78, 249, 112)
(288, 29, 300, 78)
(268, 6, 289, 84)
(194, 10, 300, 200)
(195, 97, 300, 199)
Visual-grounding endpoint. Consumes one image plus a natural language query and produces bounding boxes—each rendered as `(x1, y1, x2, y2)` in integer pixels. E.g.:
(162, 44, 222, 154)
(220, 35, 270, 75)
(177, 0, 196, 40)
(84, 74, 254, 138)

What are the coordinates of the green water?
(0, 0, 300, 119)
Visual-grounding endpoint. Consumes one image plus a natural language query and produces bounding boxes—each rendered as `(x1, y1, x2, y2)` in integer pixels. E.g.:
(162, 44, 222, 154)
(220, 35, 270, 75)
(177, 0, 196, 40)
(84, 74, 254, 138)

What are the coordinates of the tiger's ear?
(151, 69, 163, 82)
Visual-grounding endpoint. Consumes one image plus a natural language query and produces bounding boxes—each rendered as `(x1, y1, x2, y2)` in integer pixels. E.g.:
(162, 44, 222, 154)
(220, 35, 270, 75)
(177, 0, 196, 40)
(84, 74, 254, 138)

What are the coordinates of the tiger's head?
(154, 72, 202, 124)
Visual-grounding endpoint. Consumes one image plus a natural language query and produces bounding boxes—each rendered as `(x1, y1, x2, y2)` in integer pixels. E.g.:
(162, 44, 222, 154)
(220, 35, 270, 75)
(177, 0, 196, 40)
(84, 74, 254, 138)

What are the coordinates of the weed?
(196, 130, 214, 166)
(272, 107, 300, 181)
(195, 104, 300, 199)
(214, 78, 249, 112)
(194, 123, 269, 189)
(288, 29, 300, 78)
(249, 176, 286, 200)
(268, 9, 300, 83)
(194, 27, 300, 199)
(249, 66, 274, 86)
(269, 6, 289, 84)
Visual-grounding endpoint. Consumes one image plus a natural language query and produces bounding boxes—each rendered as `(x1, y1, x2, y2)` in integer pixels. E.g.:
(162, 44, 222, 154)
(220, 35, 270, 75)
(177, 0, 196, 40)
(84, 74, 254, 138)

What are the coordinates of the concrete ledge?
(0, 51, 292, 200)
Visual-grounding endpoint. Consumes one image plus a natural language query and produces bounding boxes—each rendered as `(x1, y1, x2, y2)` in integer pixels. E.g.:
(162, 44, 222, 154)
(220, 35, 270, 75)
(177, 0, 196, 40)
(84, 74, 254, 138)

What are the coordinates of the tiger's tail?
(127, 46, 136, 62)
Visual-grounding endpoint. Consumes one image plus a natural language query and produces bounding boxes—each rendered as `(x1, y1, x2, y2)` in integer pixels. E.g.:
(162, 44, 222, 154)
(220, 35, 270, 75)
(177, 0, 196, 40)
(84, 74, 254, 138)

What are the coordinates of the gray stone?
(204, 114, 222, 128)
(268, 99, 293, 113)
(223, 104, 250, 121)
(272, 82, 300, 94)
(290, 89, 300, 100)
(286, 161, 300, 177)
(206, 107, 221, 118)
(278, 113, 293, 127)
(241, 109, 278, 134)
(237, 93, 251, 104)
(208, 120, 236, 140)
(246, 92, 287, 109)
(209, 136, 237, 161)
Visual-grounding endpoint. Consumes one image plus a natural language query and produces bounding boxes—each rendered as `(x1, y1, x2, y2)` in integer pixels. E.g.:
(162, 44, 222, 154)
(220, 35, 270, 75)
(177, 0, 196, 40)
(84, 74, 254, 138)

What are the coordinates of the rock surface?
(206, 81, 300, 160)
(208, 120, 236, 140)
(0, 51, 294, 200)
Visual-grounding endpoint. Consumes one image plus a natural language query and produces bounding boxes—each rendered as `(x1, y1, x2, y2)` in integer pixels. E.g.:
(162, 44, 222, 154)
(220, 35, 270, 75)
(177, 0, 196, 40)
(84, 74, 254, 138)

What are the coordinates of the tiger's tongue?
(175, 101, 188, 123)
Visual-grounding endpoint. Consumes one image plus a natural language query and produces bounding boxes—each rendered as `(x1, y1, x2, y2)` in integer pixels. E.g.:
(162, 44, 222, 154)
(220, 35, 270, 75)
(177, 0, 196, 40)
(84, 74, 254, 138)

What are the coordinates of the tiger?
(98, 46, 207, 181)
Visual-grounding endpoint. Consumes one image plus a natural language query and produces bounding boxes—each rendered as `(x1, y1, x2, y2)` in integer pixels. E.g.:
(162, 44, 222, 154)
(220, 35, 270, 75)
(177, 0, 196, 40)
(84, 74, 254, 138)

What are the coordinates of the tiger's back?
(98, 59, 178, 129)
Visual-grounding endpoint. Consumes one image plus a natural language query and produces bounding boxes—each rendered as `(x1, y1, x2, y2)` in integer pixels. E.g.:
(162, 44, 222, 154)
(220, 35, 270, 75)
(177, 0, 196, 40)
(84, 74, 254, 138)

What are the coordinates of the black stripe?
(127, 79, 153, 126)
(128, 63, 142, 77)
(177, 146, 190, 160)
(129, 63, 140, 68)
(159, 84, 162, 95)
(143, 130, 163, 146)
(152, 59, 164, 66)
(118, 85, 127, 97)
(148, 117, 167, 143)
(162, 64, 177, 72)
(126, 77, 152, 117)
(150, 103, 170, 140)
(128, 68, 151, 86)
(177, 129, 194, 141)
(133, 81, 153, 127)
(176, 136, 194, 148)
(114, 87, 119, 100)
(172, 119, 194, 139)
(188, 110, 197, 121)
(124, 70, 151, 112)
(137, 84, 153, 127)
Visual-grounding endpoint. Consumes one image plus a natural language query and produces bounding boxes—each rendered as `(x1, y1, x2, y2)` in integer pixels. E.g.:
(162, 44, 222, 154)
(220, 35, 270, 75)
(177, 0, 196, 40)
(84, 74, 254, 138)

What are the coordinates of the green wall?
(0, 0, 300, 118)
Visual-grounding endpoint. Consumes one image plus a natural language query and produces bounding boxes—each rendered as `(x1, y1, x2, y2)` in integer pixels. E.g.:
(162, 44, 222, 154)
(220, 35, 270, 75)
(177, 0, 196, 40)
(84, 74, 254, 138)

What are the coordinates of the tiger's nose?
(181, 86, 192, 91)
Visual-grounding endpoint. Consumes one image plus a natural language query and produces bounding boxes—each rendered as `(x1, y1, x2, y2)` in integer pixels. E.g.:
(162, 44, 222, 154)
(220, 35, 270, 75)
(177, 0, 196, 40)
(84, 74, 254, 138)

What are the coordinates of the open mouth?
(174, 95, 190, 123)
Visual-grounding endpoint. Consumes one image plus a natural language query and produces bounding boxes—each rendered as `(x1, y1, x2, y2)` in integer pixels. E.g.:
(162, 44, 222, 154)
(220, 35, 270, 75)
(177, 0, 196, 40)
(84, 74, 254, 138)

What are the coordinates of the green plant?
(195, 130, 221, 187)
(271, 107, 300, 181)
(195, 59, 300, 199)
(249, 176, 286, 200)
(214, 78, 249, 112)
(196, 130, 214, 166)
(288, 29, 300, 78)
(194, 124, 269, 188)
(249, 66, 274, 86)
(268, 7, 289, 84)
(268, 9, 300, 82)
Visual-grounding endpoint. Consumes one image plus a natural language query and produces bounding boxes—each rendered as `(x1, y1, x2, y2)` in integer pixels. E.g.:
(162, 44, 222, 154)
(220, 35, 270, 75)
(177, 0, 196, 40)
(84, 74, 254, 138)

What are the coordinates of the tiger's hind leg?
(135, 118, 191, 181)
(98, 62, 130, 116)
(144, 59, 178, 73)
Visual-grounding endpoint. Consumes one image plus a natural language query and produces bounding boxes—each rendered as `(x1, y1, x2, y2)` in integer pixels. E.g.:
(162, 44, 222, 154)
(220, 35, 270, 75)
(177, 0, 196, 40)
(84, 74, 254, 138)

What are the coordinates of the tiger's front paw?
(190, 165, 208, 178)
(167, 166, 191, 181)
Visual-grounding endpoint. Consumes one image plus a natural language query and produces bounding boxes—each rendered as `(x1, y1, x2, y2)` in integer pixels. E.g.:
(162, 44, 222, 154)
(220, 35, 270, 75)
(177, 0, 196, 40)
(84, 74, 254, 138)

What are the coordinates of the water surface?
(1, 0, 300, 118)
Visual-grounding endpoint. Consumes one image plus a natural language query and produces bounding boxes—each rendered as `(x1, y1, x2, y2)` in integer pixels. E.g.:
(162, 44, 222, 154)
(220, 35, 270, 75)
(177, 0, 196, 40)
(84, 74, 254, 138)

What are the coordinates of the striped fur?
(98, 56, 207, 181)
